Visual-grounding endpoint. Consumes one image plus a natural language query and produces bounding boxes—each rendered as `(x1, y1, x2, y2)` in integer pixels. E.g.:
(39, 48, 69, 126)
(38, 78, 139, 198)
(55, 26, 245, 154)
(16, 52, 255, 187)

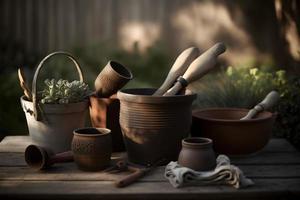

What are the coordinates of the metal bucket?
(20, 52, 88, 153)
(117, 88, 196, 165)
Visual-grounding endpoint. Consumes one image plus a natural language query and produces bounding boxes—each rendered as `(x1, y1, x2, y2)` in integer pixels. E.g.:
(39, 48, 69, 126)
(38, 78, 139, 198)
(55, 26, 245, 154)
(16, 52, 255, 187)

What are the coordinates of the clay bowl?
(118, 88, 197, 165)
(191, 108, 276, 156)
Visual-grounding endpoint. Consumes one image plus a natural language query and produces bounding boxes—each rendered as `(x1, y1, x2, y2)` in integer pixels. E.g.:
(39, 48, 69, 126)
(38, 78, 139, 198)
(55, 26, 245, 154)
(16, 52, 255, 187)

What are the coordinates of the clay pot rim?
(73, 127, 111, 137)
(118, 88, 197, 104)
(24, 144, 48, 170)
(192, 107, 273, 123)
(182, 137, 213, 148)
(109, 60, 133, 80)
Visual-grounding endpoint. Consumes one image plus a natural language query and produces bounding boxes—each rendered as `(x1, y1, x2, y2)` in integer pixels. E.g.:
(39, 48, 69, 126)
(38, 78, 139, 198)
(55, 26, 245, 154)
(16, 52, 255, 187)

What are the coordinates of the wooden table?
(0, 136, 299, 200)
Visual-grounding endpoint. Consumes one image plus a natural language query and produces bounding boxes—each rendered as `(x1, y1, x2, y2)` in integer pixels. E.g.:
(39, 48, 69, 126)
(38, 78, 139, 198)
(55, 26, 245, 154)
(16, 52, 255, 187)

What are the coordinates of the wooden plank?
(0, 179, 299, 200)
(0, 136, 31, 152)
(231, 151, 300, 165)
(1, 163, 300, 181)
(1, 150, 300, 167)
(0, 152, 26, 166)
(264, 138, 297, 152)
(0, 136, 297, 153)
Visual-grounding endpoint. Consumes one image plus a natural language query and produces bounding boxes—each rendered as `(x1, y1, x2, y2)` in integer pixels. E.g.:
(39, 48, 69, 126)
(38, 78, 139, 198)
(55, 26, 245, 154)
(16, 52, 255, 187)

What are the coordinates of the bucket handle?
(32, 51, 84, 121)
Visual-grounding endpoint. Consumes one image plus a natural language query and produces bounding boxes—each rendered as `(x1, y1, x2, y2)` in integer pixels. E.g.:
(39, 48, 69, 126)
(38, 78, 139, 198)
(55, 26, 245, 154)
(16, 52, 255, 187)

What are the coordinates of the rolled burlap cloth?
(164, 155, 254, 189)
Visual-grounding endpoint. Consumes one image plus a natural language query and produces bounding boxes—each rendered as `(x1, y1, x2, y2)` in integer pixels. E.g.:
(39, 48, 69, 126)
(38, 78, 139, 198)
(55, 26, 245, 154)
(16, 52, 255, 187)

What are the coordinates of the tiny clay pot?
(178, 137, 216, 171)
(94, 61, 133, 98)
(72, 127, 112, 171)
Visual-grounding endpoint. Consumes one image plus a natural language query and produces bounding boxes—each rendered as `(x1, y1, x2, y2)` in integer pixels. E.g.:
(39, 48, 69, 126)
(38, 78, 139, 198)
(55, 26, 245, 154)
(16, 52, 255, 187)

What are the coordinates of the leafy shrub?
(193, 66, 287, 109)
(72, 41, 172, 88)
(275, 77, 300, 149)
(41, 79, 90, 104)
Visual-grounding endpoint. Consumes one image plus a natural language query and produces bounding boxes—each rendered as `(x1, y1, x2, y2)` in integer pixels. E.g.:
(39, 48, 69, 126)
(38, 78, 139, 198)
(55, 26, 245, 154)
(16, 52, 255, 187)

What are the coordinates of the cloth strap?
(176, 76, 188, 87)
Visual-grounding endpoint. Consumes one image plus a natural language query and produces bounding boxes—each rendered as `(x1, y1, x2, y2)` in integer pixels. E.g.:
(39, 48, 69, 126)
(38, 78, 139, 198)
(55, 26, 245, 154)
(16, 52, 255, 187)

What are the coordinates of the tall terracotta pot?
(89, 94, 125, 152)
(117, 88, 196, 165)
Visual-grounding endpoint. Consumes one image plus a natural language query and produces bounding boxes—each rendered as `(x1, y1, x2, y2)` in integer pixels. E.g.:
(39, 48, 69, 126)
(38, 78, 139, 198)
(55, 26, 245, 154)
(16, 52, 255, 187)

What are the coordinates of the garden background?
(1, 0, 300, 148)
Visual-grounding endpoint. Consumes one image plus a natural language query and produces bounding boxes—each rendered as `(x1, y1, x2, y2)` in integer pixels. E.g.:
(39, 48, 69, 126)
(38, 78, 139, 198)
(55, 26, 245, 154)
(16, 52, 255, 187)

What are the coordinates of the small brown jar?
(178, 137, 216, 171)
(72, 127, 112, 171)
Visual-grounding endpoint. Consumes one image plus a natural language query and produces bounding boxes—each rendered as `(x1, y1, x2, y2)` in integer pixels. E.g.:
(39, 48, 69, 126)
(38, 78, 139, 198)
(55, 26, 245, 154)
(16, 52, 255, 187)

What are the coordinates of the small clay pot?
(178, 137, 216, 171)
(72, 127, 112, 171)
(94, 61, 133, 98)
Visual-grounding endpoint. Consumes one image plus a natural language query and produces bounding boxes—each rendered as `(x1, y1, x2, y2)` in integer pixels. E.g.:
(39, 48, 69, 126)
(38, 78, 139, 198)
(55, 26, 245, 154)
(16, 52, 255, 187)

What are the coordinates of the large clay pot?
(117, 88, 196, 165)
(72, 127, 112, 171)
(89, 94, 125, 152)
(191, 108, 276, 155)
(178, 137, 216, 171)
(20, 52, 88, 154)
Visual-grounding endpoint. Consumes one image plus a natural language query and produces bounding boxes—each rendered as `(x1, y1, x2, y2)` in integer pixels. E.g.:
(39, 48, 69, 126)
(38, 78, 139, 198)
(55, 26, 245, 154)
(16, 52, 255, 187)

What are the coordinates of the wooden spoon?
(163, 43, 226, 96)
(18, 67, 32, 100)
(240, 91, 280, 120)
(153, 47, 200, 96)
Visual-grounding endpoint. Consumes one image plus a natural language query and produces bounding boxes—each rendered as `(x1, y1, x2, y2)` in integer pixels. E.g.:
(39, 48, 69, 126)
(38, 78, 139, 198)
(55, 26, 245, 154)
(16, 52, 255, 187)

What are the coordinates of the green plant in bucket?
(41, 79, 90, 104)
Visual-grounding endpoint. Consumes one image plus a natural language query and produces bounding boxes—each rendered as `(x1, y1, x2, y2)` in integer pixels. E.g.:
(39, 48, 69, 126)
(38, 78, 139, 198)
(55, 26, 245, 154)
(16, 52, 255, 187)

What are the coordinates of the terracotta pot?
(89, 93, 125, 152)
(94, 61, 133, 98)
(191, 108, 276, 155)
(72, 127, 112, 171)
(117, 88, 197, 165)
(178, 137, 216, 171)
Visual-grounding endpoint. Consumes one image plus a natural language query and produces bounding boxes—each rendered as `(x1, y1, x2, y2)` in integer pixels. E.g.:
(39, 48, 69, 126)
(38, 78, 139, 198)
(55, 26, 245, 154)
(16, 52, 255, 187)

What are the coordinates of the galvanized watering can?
(21, 52, 88, 153)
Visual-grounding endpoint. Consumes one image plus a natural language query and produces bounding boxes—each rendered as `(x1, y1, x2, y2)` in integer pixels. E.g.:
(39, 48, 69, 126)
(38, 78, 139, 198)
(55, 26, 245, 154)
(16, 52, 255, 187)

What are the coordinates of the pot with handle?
(20, 51, 89, 153)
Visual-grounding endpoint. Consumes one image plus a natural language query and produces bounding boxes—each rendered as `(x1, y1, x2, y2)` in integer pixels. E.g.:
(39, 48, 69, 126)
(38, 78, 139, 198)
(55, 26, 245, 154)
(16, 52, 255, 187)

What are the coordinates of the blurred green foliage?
(275, 77, 300, 149)
(41, 79, 90, 104)
(72, 41, 172, 88)
(193, 66, 287, 109)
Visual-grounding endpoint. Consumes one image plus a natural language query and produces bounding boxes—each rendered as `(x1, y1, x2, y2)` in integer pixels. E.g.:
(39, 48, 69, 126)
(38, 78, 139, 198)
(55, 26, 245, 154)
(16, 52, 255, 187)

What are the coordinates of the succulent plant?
(40, 79, 90, 104)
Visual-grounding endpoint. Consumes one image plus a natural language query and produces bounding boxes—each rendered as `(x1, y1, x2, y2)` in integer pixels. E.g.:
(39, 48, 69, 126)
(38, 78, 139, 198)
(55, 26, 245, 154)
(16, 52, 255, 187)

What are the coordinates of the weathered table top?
(0, 136, 299, 200)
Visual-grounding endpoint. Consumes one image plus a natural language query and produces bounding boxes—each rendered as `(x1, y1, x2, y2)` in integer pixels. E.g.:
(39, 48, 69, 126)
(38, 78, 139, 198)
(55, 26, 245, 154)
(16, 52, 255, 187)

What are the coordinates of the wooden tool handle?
(153, 47, 199, 96)
(241, 91, 280, 120)
(115, 168, 146, 188)
(183, 42, 225, 83)
(18, 67, 32, 100)
(48, 151, 73, 165)
(164, 43, 226, 96)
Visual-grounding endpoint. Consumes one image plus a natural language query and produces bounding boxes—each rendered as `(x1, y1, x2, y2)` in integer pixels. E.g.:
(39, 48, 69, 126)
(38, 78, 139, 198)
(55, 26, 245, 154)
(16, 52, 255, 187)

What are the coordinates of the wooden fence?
(0, 0, 293, 67)
(0, 0, 177, 53)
